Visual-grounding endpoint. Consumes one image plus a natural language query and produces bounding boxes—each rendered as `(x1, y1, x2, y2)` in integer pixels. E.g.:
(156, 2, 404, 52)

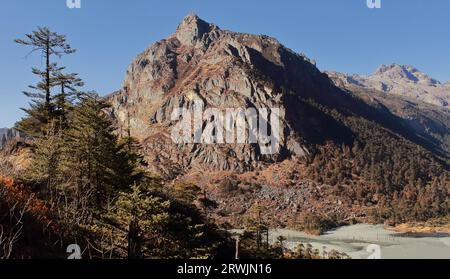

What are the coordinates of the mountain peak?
(175, 14, 218, 46)
(373, 63, 396, 74)
(327, 64, 449, 107)
(373, 64, 440, 85)
(374, 63, 415, 76)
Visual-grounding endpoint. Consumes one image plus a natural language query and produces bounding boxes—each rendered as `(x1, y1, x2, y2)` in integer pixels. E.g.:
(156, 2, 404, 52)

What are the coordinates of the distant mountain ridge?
(373, 64, 440, 85)
(327, 64, 450, 108)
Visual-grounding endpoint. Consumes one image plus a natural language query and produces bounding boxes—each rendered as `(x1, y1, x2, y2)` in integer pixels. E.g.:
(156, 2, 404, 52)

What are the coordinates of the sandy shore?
(390, 220, 450, 235)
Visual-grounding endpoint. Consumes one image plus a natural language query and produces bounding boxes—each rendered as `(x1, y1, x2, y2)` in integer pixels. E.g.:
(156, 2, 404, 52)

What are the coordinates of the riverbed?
(267, 224, 450, 259)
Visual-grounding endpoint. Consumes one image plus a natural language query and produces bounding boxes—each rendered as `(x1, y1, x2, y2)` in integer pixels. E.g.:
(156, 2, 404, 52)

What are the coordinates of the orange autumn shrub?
(0, 174, 67, 258)
(0, 175, 53, 228)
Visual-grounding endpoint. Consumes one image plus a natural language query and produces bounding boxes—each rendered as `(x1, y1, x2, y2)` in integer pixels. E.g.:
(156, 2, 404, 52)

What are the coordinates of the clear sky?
(1, 0, 449, 127)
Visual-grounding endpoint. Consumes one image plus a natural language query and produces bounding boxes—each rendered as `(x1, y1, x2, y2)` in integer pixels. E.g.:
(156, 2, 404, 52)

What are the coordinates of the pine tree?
(116, 135, 147, 189)
(15, 27, 75, 136)
(276, 235, 287, 258)
(52, 69, 84, 127)
(22, 121, 65, 204)
(64, 93, 126, 207)
(244, 203, 269, 252)
(113, 184, 170, 259)
(62, 93, 146, 208)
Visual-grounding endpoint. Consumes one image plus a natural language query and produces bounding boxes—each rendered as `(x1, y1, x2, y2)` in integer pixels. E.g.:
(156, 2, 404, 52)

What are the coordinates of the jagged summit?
(374, 64, 415, 78)
(109, 14, 346, 174)
(373, 64, 440, 85)
(175, 14, 219, 46)
(327, 64, 450, 107)
(375, 63, 417, 74)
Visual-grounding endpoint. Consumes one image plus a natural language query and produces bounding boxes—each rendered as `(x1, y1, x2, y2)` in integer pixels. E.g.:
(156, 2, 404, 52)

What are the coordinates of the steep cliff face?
(109, 15, 351, 176)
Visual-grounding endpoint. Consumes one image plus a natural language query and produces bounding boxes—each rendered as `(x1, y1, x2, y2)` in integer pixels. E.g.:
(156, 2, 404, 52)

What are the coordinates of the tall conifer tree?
(15, 27, 75, 136)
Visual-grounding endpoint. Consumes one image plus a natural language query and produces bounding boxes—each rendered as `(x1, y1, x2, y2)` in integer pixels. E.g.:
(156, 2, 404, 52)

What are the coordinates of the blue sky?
(1, 0, 449, 127)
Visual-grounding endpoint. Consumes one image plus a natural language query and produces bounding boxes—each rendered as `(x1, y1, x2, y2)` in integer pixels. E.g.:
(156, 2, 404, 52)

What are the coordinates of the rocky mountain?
(109, 15, 449, 178)
(327, 67, 450, 158)
(109, 14, 356, 176)
(105, 15, 450, 228)
(327, 64, 450, 108)
(0, 128, 22, 149)
(110, 16, 450, 175)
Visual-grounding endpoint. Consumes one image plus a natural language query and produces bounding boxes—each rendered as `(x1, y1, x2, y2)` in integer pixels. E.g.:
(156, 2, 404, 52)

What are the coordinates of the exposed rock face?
(0, 128, 22, 149)
(327, 71, 450, 158)
(108, 15, 449, 177)
(109, 15, 348, 176)
(327, 64, 450, 108)
(175, 15, 219, 46)
(374, 64, 440, 86)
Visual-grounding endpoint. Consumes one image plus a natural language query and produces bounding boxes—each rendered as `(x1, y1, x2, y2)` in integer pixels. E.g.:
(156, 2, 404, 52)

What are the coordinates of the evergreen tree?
(276, 235, 287, 258)
(64, 93, 128, 207)
(116, 135, 147, 189)
(113, 184, 170, 259)
(52, 69, 84, 127)
(15, 27, 75, 135)
(244, 203, 269, 252)
(22, 121, 65, 204)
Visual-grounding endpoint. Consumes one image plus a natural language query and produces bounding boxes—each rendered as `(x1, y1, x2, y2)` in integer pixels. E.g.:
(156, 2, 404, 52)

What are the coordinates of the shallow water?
(234, 224, 450, 259)
(267, 224, 450, 259)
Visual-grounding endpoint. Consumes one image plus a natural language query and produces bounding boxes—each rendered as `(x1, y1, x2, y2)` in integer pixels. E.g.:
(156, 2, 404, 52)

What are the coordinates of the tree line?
(303, 102, 449, 225)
